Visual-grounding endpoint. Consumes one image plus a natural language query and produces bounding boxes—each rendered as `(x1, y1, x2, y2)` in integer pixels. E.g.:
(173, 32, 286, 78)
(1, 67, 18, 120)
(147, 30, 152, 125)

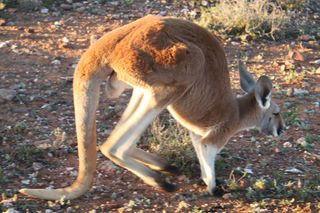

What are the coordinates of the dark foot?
(161, 164, 180, 175)
(213, 178, 227, 196)
(216, 178, 227, 186)
(159, 181, 176, 192)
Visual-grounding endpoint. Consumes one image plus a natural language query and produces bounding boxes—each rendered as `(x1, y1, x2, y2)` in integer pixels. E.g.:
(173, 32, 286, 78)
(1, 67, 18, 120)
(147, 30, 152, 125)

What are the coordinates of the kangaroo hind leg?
(100, 90, 176, 192)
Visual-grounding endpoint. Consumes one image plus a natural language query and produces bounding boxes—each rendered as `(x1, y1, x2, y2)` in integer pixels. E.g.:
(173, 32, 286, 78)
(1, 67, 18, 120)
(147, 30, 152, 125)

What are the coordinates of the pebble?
(66, 206, 73, 213)
(222, 193, 233, 199)
(41, 8, 49, 14)
(4, 208, 19, 213)
(283, 141, 293, 148)
(288, 50, 305, 62)
(201, 0, 209, 6)
(60, 3, 73, 10)
(0, 89, 16, 101)
(45, 209, 53, 213)
(72, 2, 82, 8)
(287, 88, 309, 96)
(111, 192, 117, 199)
(285, 167, 303, 174)
(310, 59, 320, 65)
(62, 37, 70, 43)
(34, 139, 52, 149)
(51, 59, 61, 65)
(98, 161, 117, 172)
(0, 18, 6, 26)
(159, 11, 167, 16)
(21, 179, 30, 185)
(66, 207, 74, 213)
(32, 162, 44, 171)
(109, 1, 120, 6)
(299, 34, 313, 41)
(0, 41, 10, 48)
(296, 137, 308, 147)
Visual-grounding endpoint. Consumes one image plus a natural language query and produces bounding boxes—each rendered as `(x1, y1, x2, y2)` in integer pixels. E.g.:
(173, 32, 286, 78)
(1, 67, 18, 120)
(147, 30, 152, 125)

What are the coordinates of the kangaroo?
(20, 15, 285, 200)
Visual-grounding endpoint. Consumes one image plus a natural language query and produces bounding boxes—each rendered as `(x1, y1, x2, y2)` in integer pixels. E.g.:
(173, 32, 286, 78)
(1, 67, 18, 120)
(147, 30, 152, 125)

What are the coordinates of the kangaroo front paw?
(216, 178, 227, 186)
(159, 181, 176, 192)
(213, 178, 227, 196)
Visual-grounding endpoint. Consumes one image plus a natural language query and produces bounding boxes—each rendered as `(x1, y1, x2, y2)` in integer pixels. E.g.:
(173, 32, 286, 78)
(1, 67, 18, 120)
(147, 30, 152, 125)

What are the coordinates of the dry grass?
(141, 112, 199, 176)
(197, 0, 291, 39)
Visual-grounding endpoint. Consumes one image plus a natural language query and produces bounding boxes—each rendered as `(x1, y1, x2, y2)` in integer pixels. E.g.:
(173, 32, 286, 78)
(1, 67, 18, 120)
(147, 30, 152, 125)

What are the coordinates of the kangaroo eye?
(273, 112, 279, 116)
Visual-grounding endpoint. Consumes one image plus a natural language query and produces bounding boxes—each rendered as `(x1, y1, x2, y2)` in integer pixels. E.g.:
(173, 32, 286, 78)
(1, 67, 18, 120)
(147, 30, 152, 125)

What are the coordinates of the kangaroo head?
(239, 62, 285, 137)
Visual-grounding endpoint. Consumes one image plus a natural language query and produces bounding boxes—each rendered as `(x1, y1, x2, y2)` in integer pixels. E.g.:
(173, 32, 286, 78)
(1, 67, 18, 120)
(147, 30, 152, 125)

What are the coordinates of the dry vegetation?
(197, 0, 290, 39)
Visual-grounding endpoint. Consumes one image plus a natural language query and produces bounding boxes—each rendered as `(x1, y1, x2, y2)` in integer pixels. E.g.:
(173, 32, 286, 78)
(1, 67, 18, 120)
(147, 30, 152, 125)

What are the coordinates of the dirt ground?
(0, 0, 319, 212)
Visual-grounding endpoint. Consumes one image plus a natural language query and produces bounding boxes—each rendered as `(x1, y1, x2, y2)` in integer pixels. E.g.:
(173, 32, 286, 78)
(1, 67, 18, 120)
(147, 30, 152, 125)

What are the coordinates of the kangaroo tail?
(20, 55, 107, 200)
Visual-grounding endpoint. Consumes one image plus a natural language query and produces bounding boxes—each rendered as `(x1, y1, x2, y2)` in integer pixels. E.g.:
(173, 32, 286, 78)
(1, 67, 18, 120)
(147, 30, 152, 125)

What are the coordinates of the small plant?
(282, 108, 300, 126)
(13, 145, 45, 164)
(122, 0, 134, 7)
(284, 67, 305, 84)
(14, 120, 28, 132)
(253, 179, 266, 191)
(197, 0, 290, 39)
(143, 112, 198, 176)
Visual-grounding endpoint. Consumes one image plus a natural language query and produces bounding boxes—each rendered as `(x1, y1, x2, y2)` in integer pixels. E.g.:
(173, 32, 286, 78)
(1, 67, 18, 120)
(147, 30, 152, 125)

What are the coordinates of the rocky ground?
(0, 0, 319, 212)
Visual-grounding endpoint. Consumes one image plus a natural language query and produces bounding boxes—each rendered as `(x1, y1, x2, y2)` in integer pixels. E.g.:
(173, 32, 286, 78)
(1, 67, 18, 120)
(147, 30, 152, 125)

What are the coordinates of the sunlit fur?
(20, 15, 285, 200)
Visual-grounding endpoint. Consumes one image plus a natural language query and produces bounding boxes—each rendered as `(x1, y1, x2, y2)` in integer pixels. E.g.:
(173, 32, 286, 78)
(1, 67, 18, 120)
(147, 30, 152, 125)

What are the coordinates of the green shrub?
(197, 0, 290, 39)
(142, 112, 198, 176)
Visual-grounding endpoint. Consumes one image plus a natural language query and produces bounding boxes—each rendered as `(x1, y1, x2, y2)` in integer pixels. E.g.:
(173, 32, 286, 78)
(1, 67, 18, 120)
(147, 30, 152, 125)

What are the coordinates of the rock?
(111, 192, 117, 199)
(293, 88, 309, 96)
(62, 37, 69, 43)
(109, 1, 120, 6)
(76, 7, 85, 12)
(201, 0, 209, 6)
(310, 59, 320, 65)
(60, 3, 73, 10)
(51, 59, 61, 65)
(72, 2, 82, 8)
(285, 167, 303, 174)
(66, 207, 74, 213)
(299, 34, 313, 41)
(98, 161, 117, 172)
(222, 193, 233, 199)
(301, 81, 310, 87)
(18, 0, 42, 11)
(159, 11, 167, 16)
(40, 8, 49, 13)
(296, 137, 308, 147)
(288, 50, 305, 62)
(4, 208, 19, 213)
(0, 41, 10, 48)
(0, 89, 16, 101)
(0, 18, 6, 26)
(45, 209, 53, 213)
(286, 88, 294, 96)
(283, 141, 293, 148)
(21, 179, 30, 185)
(34, 139, 52, 149)
(32, 162, 43, 171)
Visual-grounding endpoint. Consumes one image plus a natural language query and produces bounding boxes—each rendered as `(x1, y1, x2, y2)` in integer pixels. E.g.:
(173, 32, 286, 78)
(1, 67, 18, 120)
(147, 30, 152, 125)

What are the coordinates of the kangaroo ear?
(239, 61, 256, 93)
(254, 76, 272, 109)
